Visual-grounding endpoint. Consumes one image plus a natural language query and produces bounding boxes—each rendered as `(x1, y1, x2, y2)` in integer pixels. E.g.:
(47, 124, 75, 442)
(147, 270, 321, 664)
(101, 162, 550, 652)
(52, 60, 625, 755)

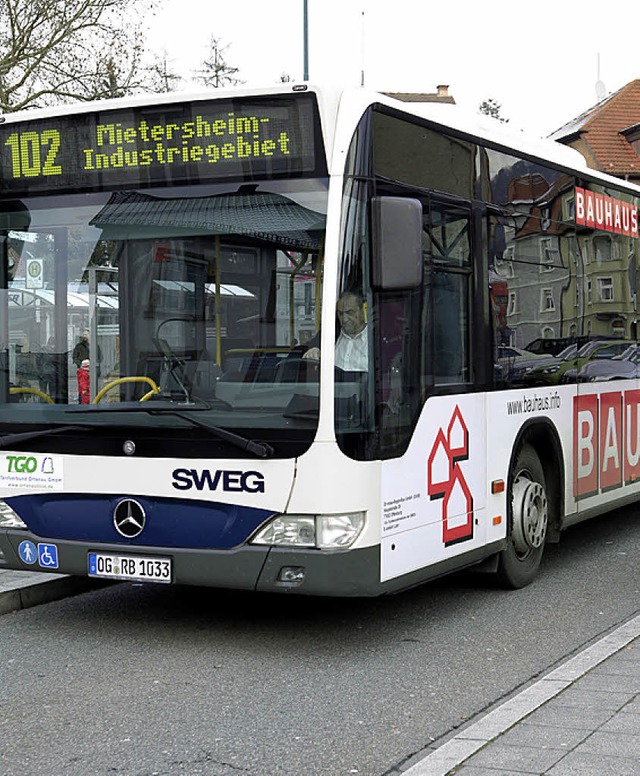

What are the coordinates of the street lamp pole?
(303, 0, 309, 81)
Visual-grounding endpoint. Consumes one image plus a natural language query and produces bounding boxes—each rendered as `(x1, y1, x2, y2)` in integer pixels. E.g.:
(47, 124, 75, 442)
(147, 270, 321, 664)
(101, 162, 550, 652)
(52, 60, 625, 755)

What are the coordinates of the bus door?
(421, 196, 475, 390)
(424, 196, 486, 539)
(379, 195, 487, 582)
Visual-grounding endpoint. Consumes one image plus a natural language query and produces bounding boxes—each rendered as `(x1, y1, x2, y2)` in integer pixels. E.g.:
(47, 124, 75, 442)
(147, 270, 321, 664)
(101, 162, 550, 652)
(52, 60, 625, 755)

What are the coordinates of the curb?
(0, 570, 98, 615)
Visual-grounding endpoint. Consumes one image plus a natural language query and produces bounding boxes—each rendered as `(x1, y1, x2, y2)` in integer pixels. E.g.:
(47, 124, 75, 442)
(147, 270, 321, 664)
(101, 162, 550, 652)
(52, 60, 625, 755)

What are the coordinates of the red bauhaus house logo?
(427, 406, 474, 546)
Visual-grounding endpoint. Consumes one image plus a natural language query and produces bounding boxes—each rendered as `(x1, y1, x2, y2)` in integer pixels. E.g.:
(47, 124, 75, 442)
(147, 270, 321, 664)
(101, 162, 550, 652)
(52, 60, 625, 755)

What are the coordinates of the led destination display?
(0, 94, 323, 195)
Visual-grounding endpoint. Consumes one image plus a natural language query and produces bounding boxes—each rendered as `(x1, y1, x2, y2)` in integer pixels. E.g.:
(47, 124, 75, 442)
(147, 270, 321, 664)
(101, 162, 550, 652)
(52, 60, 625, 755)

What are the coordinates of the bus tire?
(497, 443, 548, 589)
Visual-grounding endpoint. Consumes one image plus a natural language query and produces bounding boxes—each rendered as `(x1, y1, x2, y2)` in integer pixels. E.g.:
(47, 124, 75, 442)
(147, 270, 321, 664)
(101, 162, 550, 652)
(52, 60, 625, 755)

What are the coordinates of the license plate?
(88, 552, 172, 583)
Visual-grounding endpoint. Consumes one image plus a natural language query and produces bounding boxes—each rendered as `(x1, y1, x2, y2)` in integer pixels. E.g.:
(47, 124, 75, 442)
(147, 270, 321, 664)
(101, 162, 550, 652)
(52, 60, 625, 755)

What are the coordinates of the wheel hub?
(511, 476, 548, 554)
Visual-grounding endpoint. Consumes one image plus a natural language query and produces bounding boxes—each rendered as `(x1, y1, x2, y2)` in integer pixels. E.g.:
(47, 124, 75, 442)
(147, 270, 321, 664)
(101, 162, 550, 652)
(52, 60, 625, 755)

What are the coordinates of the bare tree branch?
(193, 37, 243, 89)
(145, 51, 183, 94)
(0, 0, 165, 111)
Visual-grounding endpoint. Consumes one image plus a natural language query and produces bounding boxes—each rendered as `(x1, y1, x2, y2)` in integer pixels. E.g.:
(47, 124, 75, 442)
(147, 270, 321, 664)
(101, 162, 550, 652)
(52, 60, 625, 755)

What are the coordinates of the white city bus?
(1, 84, 639, 595)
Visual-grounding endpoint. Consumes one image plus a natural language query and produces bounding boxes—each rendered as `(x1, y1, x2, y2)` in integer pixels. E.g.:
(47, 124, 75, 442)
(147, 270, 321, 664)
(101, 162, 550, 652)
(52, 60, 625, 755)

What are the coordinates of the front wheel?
(497, 443, 548, 589)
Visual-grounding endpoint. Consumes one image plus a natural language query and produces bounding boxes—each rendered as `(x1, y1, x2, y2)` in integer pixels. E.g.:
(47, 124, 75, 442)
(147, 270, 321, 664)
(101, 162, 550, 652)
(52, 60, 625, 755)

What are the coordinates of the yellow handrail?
(93, 376, 160, 404)
(9, 387, 54, 404)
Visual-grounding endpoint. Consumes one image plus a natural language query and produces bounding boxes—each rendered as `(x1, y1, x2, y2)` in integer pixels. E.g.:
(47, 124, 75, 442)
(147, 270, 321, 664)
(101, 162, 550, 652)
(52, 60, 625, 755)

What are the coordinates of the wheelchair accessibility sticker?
(19, 541, 59, 569)
(37, 543, 59, 569)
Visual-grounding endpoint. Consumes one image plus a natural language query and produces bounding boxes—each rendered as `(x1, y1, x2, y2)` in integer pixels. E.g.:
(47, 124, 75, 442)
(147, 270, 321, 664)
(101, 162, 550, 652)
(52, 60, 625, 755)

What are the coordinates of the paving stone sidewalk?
(401, 614, 640, 776)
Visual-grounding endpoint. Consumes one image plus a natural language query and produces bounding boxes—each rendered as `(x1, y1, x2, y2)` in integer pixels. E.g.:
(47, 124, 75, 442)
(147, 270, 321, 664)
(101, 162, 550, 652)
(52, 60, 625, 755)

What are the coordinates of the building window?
(612, 239, 621, 261)
(594, 236, 612, 264)
(540, 238, 559, 272)
(508, 292, 517, 315)
(597, 277, 614, 302)
(495, 245, 514, 277)
(565, 196, 575, 221)
(612, 319, 625, 337)
(629, 247, 638, 301)
(541, 288, 555, 312)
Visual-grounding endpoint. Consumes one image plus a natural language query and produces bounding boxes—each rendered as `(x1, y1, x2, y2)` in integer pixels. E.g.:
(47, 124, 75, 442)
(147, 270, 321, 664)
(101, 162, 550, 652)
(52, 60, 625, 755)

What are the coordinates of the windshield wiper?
(66, 405, 274, 459)
(158, 409, 275, 458)
(0, 424, 94, 449)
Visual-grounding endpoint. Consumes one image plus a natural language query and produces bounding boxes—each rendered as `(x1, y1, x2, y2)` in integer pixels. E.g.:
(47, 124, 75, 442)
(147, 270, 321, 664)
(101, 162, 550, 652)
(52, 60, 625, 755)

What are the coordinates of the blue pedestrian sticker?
(37, 543, 58, 569)
(18, 540, 37, 565)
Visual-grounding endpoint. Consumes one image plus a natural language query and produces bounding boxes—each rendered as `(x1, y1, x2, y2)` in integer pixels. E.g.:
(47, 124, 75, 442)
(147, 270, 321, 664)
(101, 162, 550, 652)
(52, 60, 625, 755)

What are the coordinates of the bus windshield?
(0, 180, 327, 456)
(0, 92, 329, 458)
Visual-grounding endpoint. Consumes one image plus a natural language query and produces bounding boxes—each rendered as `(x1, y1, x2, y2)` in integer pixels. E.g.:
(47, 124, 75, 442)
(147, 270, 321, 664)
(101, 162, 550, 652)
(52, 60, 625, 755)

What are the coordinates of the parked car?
(505, 344, 578, 386)
(566, 344, 640, 383)
(496, 346, 547, 385)
(524, 340, 634, 386)
(498, 345, 546, 362)
(524, 334, 617, 357)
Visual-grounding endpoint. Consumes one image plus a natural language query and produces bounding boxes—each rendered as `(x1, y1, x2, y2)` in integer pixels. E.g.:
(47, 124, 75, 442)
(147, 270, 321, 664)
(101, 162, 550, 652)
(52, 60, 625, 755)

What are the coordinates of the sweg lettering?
(573, 389, 640, 498)
(171, 468, 265, 493)
(6, 455, 38, 473)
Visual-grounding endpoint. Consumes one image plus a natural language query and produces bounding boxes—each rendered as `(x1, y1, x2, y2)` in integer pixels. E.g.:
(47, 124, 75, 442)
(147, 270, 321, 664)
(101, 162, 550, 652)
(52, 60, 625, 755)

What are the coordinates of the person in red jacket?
(77, 358, 90, 404)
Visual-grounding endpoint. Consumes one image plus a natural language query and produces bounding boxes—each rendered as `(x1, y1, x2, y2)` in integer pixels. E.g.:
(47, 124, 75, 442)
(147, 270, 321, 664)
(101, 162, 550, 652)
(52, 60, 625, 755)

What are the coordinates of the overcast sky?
(149, 0, 640, 138)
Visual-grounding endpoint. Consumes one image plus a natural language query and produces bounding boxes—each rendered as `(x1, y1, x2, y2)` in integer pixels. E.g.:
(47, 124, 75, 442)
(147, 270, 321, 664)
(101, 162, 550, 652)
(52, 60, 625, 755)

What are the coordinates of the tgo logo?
(427, 406, 474, 546)
(6, 455, 38, 473)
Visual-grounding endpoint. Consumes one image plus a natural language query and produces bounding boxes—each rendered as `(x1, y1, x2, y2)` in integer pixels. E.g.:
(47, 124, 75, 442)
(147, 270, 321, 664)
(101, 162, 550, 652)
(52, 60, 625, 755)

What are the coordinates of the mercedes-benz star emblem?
(113, 499, 146, 538)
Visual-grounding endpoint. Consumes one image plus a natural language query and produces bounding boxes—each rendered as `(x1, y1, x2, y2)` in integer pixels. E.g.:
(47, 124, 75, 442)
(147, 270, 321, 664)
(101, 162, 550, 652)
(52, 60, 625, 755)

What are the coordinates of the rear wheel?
(497, 443, 548, 589)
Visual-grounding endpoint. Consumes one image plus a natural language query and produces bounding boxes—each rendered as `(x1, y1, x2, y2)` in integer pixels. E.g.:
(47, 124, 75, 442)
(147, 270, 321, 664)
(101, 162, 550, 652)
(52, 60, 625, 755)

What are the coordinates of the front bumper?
(0, 529, 382, 597)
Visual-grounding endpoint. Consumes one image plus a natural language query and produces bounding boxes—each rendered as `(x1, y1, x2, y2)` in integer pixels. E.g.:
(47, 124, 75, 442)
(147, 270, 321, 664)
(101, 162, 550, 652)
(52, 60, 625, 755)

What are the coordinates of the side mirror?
(371, 196, 423, 290)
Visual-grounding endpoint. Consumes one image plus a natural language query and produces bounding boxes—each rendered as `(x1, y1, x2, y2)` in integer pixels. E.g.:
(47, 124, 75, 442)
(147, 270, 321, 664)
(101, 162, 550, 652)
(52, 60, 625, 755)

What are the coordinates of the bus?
(1, 84, 639, 596)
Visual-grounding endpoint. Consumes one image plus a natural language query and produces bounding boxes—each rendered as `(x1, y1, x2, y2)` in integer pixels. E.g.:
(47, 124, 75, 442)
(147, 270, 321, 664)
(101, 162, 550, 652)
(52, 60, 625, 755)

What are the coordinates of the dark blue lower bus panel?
(4, 493, 274, 549)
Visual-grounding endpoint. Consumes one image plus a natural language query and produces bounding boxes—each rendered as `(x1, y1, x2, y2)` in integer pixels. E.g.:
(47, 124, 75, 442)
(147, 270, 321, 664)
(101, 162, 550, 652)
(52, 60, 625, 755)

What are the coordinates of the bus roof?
(332, 87, 640, 195)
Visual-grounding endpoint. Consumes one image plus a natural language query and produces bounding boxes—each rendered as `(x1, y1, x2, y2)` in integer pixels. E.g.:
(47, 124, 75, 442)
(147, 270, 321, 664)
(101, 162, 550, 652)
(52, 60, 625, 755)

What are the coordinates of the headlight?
(0, 500, 27, 529)
(542, 365, 560, 374)
(251, 512, 365, 549)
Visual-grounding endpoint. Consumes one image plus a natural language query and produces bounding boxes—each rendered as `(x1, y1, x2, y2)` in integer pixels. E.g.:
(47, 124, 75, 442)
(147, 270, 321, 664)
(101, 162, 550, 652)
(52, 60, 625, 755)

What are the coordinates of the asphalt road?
(1, 506, 638, 776)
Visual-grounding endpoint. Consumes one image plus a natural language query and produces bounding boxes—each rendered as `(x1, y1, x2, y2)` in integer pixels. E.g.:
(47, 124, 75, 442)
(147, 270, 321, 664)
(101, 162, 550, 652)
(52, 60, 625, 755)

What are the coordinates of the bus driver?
(303, 291, 369, 372)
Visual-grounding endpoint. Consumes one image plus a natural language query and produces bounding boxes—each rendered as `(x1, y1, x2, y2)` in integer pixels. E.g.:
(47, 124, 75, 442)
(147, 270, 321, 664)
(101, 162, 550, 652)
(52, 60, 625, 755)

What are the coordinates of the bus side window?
(423, 201, 472, 386)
